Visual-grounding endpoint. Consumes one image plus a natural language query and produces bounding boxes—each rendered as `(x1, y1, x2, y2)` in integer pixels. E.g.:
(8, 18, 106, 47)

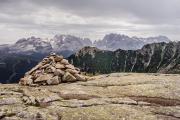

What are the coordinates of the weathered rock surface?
(1, 73, 180, 120)
(19, 53, 87, 86)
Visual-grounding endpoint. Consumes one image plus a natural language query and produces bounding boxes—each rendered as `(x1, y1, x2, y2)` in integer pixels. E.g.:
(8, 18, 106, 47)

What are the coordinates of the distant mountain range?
(0, 33, 171, 57)
(95, 33, 171, 51)
(0, 33, 173, 83)
(0, 35, 92, 58)
(69, 41, 180, 74)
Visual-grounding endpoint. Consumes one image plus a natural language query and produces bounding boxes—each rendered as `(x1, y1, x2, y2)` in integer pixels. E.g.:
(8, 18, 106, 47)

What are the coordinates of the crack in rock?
(153, 111, 180, 120)
(58, 92, 100, 100)
(129, 96, 180, 106)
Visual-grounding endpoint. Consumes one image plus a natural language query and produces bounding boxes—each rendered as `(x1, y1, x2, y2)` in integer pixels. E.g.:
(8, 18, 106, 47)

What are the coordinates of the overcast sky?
(0, 0, 180, 44)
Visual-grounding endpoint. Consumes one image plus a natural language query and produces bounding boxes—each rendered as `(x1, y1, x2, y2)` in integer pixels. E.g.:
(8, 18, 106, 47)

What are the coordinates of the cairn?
(19, 53, 87, 86)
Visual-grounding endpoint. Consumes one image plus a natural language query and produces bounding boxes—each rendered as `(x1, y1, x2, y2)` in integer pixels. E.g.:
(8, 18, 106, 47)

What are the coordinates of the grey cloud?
(2, 0, 180, 24)
(29, 0, 180, 23)
(0, 0, 179, 43)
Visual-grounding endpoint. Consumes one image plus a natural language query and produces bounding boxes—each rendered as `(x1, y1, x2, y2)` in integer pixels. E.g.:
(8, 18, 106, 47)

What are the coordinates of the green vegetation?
(68, 42, 180, 74)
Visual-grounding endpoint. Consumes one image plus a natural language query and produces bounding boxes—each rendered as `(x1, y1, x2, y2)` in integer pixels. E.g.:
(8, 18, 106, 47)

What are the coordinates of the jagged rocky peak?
(15, 36, 48, 45)
(94, 33, 171, 51)
(10, 36, 52, 54)
(19, 53, 88, 86)
(75, 46, 101, 57)
(134, 35, 171, 44)
(50, 34, 92, 51)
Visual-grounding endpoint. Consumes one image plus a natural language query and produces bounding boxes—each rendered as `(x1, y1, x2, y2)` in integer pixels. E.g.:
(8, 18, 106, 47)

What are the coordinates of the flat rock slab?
(1, 73, 180, 120)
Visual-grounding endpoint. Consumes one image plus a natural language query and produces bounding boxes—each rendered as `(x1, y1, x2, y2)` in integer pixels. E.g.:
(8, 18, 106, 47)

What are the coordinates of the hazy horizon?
(0, 0, 180, 44)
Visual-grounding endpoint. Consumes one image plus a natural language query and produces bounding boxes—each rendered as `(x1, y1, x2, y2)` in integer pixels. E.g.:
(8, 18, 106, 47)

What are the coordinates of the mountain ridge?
(69, 41, 180, 74)
(0, 33, 171, 57)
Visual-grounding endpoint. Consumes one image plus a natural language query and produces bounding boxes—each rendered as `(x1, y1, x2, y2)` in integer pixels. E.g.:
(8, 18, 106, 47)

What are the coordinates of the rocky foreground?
(0, 73, 180, 120)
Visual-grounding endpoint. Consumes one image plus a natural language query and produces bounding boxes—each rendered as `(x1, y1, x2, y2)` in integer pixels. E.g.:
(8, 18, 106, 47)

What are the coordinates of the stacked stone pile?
(19, 53, 87, 86)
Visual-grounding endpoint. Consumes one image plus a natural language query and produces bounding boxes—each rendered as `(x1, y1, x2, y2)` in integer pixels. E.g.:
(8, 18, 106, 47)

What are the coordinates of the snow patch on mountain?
(94, 33, 171, 51)
(0, 33, 171, 57)
(50, 34, 92, 52)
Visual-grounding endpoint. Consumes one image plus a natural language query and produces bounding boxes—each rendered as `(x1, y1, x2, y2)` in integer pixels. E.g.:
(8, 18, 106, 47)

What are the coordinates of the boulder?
(65, 69, 79, 74)
(60, 59, 69, 65)
(55, 63, 65, 69)
(19, 76, 33, 85)
(62, 72, 76, 82)
(47, 76, 60, 85)
(45, 66, 56, 73)
(42, 58, 50, 64)
(54, 69, 65, 76)
(49, 56, 55, 61)
(74, 74, 87, 81)
(54, 55, 63, 62)
(75, 67, 80, 72)
(41, 64, 50, 69)
(65, 64, 75, 70)
(34, 74, 53, 83)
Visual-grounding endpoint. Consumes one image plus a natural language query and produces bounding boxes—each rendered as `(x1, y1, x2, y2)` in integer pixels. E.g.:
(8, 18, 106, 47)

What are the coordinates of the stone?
(62, 72, 77, 82)
(43, 58, 49, 61)
(54, 69, 65, 76)
(32, 72, 42, 80)
(47, 76, 60, 85)
(60, 59, 69, 65)
(35, 70, 43, 74)
(54, 55, 63, 62)
(66, 69, 79, 74)
(45, 66, 56, 73)
(19, 78, 27, 85)
(55, 63, 65, 69)
(51, 66, 56, 72)
(19, 76, 33, 85)
(26, 78, 33, 85)
(50, 52, 56, 56)
(41, 64, 50, 69)
(34, 74, 53, 83)
(49, 56, 55, 62)
(45, 67, 52, 73)
(74, 74, 87, 81)
(65, 64, 75, 70)
(75, 67, 80, 72)
(42, 58, 50, 64)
